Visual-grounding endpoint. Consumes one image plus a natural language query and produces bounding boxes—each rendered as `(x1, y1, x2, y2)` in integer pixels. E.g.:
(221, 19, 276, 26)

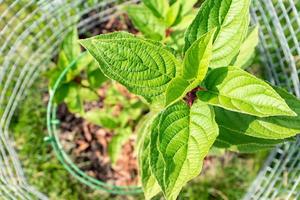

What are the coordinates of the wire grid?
(244, 0, 300, 199)
(0, 0, 135, 199)
(0, 0, 299, 199)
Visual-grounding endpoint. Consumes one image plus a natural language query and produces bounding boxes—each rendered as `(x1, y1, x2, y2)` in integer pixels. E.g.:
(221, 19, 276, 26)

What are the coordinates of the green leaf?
(165, 77, 190, 106)
(178, 0, 197, 16)
(184, 0, 250, 68)
(165, 12, 197, 52)
(65, 53, 94, 82)
(214, 125, 290, 153)
(165, 0, 181, 27)
(142, 0, 169, 18)
(80, 32, 179, 107)
(198, 66, 296, 117)
(168, 0, 197, 27)
(64, 83, 84, 115)
(79, 87, 98, 102)
(214, 85, 300, 140)
(267, 86, 300, 130)
(57, 32, 93, 83)
(125, 5, 166, 41)
(54, 83, 69, 104)
(182, 29, 216, 82)
(165, 30, 215, 106)
(84, 109, 120, 129)
(57, 50, 69, 69)
(74, 52, 94, 72)
(48, 66, 66, 89)
(172, 12, 196, 31)
(108, 128, 132, 165)
(137, 113, 161, 200)
(234, 26, 259, 68)
(61, 27, 81, 62)
(149, 100, 218, 200)
(87, 60, 108, 89)
(169, 0, 176, 5)
(87, 69, 107, 89)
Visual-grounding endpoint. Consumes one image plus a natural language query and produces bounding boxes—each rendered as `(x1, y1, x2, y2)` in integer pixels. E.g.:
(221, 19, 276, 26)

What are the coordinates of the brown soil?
(80, 11, 138, 38)
(57, 102, 139, 186)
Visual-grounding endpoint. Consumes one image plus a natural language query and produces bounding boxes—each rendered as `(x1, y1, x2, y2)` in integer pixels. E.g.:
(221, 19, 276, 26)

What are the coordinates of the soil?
(56, 14, 140, 187)
(80, 11, 138, 38)
(57, 103, 139, 186)
(56, 82, 141, 186)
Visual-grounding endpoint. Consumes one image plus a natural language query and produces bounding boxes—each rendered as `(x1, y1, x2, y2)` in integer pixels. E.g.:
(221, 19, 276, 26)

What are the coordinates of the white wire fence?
(0, 0, 299, 199)
(245, 0, 300, 199)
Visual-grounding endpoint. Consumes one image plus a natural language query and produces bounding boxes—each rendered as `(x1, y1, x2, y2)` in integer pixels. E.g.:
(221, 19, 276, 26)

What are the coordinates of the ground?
(10, 77, 267, 200)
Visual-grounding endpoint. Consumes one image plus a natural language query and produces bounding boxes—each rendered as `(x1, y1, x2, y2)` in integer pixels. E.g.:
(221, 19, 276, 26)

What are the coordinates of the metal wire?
(0, 0, 134, 198)
(244, 0, 300, 199)
(46, 52, 142, 195)
(0, 0, 299, 199)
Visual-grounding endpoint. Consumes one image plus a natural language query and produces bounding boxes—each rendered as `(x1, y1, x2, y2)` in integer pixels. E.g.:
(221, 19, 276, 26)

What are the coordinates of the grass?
(178, 152, 267, 200)
(11, 80, 108, 200)
(10, 78, 266, 200)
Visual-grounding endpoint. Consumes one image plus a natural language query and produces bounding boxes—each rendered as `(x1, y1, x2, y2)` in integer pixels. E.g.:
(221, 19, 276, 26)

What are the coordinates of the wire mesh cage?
(0, 0, 299, 199)
(245, 0, 300, 199)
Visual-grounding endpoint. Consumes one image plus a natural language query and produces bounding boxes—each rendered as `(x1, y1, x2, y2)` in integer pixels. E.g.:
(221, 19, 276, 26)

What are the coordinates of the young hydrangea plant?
(80, 0, 300, 199)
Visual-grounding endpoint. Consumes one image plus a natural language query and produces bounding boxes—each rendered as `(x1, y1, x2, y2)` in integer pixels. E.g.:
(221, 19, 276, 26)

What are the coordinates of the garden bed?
(56, 82, 142, 186)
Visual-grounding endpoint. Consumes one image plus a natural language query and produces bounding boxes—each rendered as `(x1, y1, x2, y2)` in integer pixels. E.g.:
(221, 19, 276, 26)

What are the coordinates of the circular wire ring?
(46, 52, 142, 195)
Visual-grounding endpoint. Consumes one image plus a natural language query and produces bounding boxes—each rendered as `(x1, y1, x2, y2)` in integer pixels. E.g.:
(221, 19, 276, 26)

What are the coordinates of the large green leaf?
(198, 66, 296, 117)
(184, 0, 250, 68)
(214, 86, 300, 140)
(137, 112, 161, 200)
(165, 30, 215, 106)
(142, 0, 169, 18)
(125, 5, 166, 41)
(268, 86, 300, 130)
(234, 26, 259, 68)
(149, 100, 218, 200)
(214, 125, 290, 153)
(80, 32, 180, 107)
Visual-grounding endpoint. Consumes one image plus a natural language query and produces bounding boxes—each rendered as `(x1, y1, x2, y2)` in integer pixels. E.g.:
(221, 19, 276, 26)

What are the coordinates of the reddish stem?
(184, 86, 206, 107)
(165, 28, 173, 37)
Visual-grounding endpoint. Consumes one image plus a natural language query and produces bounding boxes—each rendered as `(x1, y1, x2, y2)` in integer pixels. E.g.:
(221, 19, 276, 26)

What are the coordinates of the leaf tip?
(78, 38, 91, 48)
(287, 109, 297, 117)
